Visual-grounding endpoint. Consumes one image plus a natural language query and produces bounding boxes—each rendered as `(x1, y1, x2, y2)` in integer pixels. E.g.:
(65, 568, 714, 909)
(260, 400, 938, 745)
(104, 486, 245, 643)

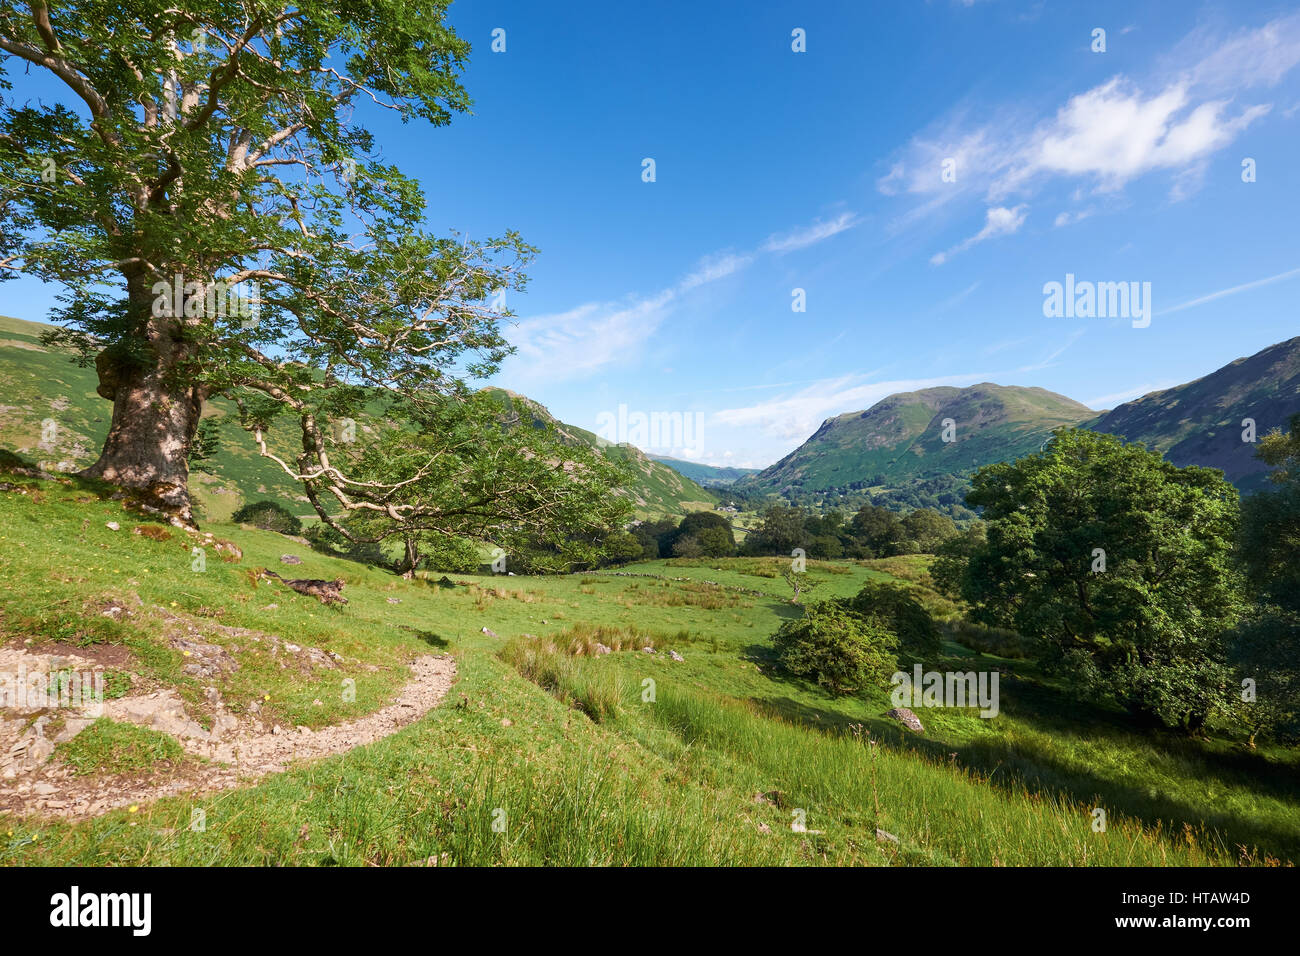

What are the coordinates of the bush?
(841, 581, 942, 658)
(772, 601, 898, 695)
(232, 499, 303, 535)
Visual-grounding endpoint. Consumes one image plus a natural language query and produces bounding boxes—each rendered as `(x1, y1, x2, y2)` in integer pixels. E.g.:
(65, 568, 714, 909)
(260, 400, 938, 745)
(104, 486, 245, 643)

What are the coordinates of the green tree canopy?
(0, 2, 540, 535)
(952, 428, 1244, 730)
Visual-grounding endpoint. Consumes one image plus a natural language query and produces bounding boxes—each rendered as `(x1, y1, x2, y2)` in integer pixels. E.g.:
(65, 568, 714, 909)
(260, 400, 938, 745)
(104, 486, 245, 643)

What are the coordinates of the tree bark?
(398, 536, 420, 580)
(79, 283, 204, 527)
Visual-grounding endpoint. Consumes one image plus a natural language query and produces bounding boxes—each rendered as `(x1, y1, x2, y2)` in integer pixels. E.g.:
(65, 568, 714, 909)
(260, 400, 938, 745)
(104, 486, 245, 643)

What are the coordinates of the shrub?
(772, 601, 898, 695)
(231, 499, 303, 535)
(842, 581, 942, 658)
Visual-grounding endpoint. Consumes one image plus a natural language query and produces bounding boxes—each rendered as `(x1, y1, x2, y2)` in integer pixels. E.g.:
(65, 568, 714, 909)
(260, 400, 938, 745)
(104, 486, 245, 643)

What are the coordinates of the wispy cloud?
(1156, 265, 1300, 316)
(1085, 381, 1179, 409)
(761, 212, 860, 254)
(881, 14, 1300, 234)
(502, 211, 858, 383)
(931, 205, 1027, 265)
(713, 371, 996, 442)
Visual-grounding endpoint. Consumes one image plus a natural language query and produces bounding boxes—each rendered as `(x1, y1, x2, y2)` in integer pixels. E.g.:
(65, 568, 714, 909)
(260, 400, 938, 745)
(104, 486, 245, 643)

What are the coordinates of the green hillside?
(0, 316, 714, 522)
(2, 471, 1295, 865)
(1089, 336, 1300, 493)
(648, 454, 760, 487)
(740, 384, 1096, 497)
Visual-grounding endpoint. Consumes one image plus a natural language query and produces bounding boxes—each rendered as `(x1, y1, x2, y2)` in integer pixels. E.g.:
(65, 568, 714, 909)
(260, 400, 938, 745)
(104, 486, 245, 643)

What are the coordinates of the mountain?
(0, 315, 715, 521)
(648, 454, 760, 487)
(739, 383, 1097, 497)
(1089, 336, 1300, 492)
(481, 389, 717, 515)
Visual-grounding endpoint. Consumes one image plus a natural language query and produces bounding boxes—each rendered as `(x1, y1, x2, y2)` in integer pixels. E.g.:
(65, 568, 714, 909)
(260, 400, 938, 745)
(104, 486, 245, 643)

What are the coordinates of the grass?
(1, 464, 1298, 866)
(55, 719, 186, 777)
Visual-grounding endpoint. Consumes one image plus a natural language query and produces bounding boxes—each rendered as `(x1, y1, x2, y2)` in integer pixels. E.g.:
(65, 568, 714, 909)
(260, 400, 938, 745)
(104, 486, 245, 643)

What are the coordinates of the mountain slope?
(0, 316, 714, 521)
(648, 454, 759, 487)
(740, 383, 1097, 496)
(1089, 336, 1300, 492)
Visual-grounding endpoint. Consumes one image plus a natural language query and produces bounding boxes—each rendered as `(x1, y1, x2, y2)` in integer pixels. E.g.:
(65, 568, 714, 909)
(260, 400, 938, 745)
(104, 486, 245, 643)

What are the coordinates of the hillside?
(648, 454, 760, 487)
(1089, 336, 1300, 492)
(739, 384, 1096, 497)
(482, 388, 717, 515)
(0, 316, 714, 522)
(2, 469, 1295, 865)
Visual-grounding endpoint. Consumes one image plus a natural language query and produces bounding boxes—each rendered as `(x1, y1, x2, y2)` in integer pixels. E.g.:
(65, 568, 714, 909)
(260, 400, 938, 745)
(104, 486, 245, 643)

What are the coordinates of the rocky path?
(0, 649, 456, 821)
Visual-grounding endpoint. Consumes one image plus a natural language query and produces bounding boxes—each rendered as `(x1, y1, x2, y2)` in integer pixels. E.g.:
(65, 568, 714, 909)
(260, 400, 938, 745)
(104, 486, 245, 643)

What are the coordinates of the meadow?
(1, 468, 1296, 866)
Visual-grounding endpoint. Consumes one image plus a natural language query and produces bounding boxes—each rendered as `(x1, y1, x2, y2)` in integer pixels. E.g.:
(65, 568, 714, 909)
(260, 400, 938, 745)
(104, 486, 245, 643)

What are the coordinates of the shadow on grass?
(748, 671, 1300, 864)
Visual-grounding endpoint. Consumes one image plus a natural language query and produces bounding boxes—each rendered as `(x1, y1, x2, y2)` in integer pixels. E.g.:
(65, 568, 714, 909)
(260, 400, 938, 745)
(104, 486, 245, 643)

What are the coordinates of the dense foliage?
(772, 601, 899, 696)
(937, 429, 1245, 732)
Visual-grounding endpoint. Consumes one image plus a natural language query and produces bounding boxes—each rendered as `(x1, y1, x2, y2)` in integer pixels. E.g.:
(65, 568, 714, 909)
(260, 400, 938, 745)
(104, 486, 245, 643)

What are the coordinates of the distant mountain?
(648, 454, 760, 487)
(480, 389, 718, 515)
(0, 316, 716, 521)
(738, 383, 1097, 497)
(1089, 336, 1300, 492)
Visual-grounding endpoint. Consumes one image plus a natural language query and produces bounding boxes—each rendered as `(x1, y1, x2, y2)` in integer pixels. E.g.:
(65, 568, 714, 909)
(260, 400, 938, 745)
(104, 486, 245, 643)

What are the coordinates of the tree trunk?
(398, 536, 420, 580)
(79, 283, 204, 527)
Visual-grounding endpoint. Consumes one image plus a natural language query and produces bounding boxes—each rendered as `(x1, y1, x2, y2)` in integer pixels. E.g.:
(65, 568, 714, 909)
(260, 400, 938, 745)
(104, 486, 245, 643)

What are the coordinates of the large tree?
(1233, 413, 1300, 744)
(953, 429, 1245, 731)
(0, 1, 531, 531)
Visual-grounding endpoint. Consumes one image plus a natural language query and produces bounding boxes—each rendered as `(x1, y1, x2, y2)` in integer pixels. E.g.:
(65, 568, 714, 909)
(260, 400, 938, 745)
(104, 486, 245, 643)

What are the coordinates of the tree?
(671, 535, 703, 559)
(630, 517, 677, 560)
(1, 2, 530, 530)
(850, 504, 903, 557)
(600, 531, 645, 567)
(666, 511, 735, 557)
(231, 499, 301, 535)
(953, 429, 1244, 731)
(1239, 413, 1300, 611)
(334, 393, 632, 578)
(1233, 413, 1300, 745)
(781, 567, 819, 605)
(743, 504, 807, 556)
(898, 508, 958, 554)
(841, 581, 941, 658)
(772, 601, 898, 696)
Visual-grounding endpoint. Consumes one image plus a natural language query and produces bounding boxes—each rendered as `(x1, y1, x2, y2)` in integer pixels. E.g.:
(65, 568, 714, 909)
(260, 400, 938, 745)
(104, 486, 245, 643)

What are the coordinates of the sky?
(6, 0, 1300, 469)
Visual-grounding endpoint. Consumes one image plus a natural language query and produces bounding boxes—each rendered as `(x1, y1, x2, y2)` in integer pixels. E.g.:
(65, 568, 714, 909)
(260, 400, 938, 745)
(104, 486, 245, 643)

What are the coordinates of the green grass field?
(1, 467, 1297, 866)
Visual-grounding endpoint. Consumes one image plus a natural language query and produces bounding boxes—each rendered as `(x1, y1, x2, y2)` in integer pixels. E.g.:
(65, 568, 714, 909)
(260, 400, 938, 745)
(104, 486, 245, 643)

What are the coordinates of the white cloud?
(881, 15, 1297, 228)
(1085, 382, 1179, 409)
(504, 289, 676, 385)
(500, 211, 858, 383)
(931, 205, 1027, 265)
(995, 79, 1269, 198)
(1156, 265, 1300, 316)
(761, 212, 859, 254)
(713, 371, 996, 443)
(680, 252, 752, 290)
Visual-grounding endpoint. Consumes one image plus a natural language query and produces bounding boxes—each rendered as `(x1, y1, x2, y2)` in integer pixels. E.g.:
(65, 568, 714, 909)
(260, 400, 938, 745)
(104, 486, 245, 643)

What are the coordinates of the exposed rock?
(594, 643, 612, 656)
(875, 828, 899, 844)
(481, 627, 498, 637)
(280, 554, 303, 565)
(171, 638, 239, 680)
(641, 646, 655, 654)
(668, 650, 684, 662)
(105, 521, 120, 531)
(885, 707, 925, 733)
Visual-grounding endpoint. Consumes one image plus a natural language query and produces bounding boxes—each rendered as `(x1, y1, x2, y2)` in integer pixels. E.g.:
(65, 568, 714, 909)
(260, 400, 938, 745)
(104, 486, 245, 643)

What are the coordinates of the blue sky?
(7, 1, 1300, 469)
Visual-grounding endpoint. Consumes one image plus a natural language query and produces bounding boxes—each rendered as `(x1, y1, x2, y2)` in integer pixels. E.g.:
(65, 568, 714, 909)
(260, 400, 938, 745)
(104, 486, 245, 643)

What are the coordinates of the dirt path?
(0, 651, 456, 821)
